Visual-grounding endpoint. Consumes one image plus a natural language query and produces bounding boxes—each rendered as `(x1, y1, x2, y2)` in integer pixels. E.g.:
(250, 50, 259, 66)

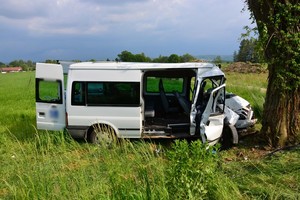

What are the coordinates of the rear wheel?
(88, 124, 116, 146)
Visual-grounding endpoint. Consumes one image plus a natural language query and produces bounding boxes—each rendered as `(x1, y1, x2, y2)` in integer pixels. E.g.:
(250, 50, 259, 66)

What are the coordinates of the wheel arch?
(85, 120, 120, 139)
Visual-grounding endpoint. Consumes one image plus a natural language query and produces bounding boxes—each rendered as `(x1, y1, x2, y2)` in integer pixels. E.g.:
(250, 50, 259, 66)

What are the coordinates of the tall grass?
(1, 128, 245, 199)
(221, 148, 300, 199)
(1, 129, 163, 199)
(1, 71, 299, 200)
(0, 72, 36, 140)
(226, 72, 267, 122)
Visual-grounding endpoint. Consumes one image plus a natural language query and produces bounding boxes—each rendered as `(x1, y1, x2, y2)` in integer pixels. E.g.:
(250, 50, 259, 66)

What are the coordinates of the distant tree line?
(116, 51, 231, 64)
(0, 60, 35, 71)
(0, 62, 5, 67)
(233, 38, 261, 63)
(0, 51, 216, 70)
(116, 50, 197, 63)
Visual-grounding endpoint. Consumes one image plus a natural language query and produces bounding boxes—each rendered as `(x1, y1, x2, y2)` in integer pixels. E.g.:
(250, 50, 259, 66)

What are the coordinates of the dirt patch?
(219, 128, 272, 160)
(224, 62, 267, 74)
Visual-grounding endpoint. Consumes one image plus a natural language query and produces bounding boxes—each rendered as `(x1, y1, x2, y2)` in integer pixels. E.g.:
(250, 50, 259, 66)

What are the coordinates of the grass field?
(0, 71, 299, 199)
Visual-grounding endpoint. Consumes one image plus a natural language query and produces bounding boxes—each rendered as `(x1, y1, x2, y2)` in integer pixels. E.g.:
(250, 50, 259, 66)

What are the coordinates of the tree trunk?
(262, 64, 300, 147)
(247, 0, 300, 147)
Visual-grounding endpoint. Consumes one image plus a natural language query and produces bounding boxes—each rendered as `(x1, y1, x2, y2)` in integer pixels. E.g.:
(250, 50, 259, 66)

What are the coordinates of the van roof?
(64, 62, 225, 78)
(69, 62, 216, 70)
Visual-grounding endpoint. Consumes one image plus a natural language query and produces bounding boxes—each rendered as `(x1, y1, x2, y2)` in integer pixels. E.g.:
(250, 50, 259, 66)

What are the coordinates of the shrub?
(165, 140, 220, 199)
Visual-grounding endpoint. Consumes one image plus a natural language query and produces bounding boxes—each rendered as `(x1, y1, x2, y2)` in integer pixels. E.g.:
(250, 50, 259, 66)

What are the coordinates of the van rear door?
(35, 63, 66, 130)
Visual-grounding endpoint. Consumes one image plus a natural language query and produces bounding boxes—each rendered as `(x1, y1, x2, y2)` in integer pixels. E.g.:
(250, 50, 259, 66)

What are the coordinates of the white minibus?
(36, 62, 256, 146)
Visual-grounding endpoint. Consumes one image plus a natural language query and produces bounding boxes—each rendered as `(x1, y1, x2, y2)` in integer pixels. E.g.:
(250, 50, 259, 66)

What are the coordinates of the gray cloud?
(0, 0, 251, 62)
(0, 0, 50, 19)
(0, 0, 189, 35)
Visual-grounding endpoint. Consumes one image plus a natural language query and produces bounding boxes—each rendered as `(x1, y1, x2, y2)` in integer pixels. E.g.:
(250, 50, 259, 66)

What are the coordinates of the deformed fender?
(228, 124, 238, 144)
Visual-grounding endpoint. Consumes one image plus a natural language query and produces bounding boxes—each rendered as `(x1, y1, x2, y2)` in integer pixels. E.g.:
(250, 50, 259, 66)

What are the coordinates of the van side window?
(87, 82, 140, 106)
(71, 82, 140, 106)
(36, 79, 62, 104)
(71, 82, 86, 105)
(196, 76, 225, 112)
(146, 77, 183, 93)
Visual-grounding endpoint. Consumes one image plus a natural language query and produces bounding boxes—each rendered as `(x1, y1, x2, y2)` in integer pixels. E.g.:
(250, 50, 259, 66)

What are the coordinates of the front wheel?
(88, 124, 117, 146)
(220, 124, 238, 150)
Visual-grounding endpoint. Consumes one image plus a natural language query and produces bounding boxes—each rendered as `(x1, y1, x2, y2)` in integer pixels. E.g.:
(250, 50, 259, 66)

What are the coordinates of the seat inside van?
(143, 69, 196, 135)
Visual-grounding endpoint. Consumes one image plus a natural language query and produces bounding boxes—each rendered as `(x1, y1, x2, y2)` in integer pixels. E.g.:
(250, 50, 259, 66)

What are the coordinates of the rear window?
(36, 79, 63, 104)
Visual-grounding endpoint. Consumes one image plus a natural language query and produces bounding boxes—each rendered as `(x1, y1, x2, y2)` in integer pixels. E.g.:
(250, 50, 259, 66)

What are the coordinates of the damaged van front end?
(190, 65, 257, 146)
(225, 93, 257, 130)
(190, 66, 227, 145)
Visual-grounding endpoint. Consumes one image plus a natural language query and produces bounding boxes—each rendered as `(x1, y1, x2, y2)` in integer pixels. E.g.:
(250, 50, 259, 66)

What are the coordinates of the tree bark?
(246, 0, 300, 147)
(262, 64, 300, 147)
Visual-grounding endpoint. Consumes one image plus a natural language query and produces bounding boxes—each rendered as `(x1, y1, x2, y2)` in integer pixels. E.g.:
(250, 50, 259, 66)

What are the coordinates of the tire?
(88, 124, 116, 146)
(220, 124, 238, 150)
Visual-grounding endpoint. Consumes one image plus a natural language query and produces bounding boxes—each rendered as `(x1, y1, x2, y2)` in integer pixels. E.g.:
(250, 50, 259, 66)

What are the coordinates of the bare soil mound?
(224, 62, 267, 73)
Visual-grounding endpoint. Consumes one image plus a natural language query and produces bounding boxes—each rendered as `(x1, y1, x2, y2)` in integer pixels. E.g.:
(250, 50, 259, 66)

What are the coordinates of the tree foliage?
(45, 60, 58, 64)
(167, 54, 181, 63)
(117, 50, 151, 62)
(9, 60, 35, 71)
(234, 38, 260, 62)
(0, 61, 6, 67)
(181, 53, 196, 62)
(152, 55, 169, 63)
(213, 56, 223, 63)
(246, 0, 300, 147)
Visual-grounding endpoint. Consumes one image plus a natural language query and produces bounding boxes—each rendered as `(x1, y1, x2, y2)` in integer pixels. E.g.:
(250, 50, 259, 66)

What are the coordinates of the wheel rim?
(92, 124, 115, 146)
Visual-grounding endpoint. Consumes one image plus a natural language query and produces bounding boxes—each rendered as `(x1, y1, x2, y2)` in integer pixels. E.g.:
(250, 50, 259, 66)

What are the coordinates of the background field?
(0, 71, 299, 199)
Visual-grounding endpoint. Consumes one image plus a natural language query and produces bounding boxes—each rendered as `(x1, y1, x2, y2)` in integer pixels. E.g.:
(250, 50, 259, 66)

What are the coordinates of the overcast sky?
(0, 0, 252, 62)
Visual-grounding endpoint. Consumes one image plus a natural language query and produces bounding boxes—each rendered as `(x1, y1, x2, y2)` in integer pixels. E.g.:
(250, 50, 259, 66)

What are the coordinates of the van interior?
(143, 69, 197, 138)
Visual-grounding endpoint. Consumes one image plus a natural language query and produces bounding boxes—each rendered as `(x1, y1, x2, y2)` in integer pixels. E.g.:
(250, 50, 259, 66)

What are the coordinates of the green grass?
(1, 71, 299, 200)
(226, 72, 268, 122)
(221, 147, 300, 199)
(0, 72, 36, 140)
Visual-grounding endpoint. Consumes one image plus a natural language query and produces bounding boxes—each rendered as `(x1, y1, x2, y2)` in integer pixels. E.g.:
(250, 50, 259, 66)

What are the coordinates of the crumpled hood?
(226, 94, 250, 111)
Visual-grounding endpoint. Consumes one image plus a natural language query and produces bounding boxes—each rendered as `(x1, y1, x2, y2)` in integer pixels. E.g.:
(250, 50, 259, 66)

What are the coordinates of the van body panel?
(36, 102, 66, 131)
(69, 62, 215, 71)
(67, 106, 142, 138)
(36, 63, 64, 80)
(68, 69, 142, 82)
(198, 65, 225, 78)
(201, 114, 224, 145)
(65, 68, 143, 138)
